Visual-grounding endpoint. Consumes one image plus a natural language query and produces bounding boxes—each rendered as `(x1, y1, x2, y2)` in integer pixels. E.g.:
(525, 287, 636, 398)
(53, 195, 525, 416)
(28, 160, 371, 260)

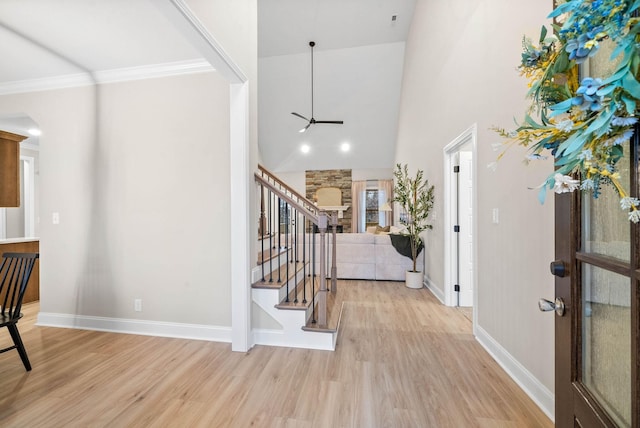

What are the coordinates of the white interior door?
(458, 151, 473, 307)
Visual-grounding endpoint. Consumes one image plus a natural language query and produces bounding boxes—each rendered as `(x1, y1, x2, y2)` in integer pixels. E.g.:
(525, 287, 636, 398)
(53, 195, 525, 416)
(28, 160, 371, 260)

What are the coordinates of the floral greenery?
(392, 164, 435, 272)
(494, 0, 640, 222)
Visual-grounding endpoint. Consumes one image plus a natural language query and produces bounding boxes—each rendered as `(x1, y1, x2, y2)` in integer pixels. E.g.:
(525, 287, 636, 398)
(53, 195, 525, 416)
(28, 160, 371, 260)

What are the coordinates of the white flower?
(581, 178, 595, 190)
(555, 119, 574, 132)
(629, 210, 640, 223)
(526, 153, 548, 161)
(487, 162, 498, 172)
(553, 173, 580, 194)
(578, 149, 593, 160)
(620, 197, 640, 210)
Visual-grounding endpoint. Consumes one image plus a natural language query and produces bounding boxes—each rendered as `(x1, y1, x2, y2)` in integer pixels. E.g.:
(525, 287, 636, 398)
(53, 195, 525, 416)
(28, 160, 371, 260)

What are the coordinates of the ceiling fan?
(291, 41, 344, 133)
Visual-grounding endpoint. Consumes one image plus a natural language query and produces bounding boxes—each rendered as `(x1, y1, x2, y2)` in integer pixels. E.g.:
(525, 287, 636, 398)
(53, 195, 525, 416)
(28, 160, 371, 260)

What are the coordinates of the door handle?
(538, 297, 565, 316)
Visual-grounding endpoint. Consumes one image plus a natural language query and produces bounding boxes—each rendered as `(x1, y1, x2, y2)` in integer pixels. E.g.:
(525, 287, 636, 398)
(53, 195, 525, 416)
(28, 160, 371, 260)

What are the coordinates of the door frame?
(443, 124, 477, 318)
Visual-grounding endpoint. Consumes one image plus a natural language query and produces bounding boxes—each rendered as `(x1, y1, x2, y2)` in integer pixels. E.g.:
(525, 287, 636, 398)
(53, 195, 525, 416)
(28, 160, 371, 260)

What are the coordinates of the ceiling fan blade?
(291, 112, 309, 121)
(313, 120, 344, 124)
(299, 123, 311, 133)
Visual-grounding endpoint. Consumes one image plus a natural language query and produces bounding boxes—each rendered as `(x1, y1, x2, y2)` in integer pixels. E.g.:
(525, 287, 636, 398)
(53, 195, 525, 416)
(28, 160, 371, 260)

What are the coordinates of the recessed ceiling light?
(300, 144, 310, 154)
(340, 143, 350, 152)
(27, 128, 41, 136)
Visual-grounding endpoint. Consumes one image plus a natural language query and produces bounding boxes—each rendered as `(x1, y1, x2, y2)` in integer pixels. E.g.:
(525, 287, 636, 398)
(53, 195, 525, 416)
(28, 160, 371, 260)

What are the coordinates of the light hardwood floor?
(0, 280, 552, 427)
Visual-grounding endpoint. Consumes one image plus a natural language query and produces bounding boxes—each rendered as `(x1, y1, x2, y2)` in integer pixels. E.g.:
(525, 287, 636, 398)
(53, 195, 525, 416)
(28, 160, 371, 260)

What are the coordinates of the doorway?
(443, 124, 477, 313)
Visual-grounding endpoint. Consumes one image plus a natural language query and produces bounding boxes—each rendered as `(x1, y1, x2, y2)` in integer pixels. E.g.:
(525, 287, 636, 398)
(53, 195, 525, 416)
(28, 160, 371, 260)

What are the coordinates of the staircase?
(252, 165, 341, 350)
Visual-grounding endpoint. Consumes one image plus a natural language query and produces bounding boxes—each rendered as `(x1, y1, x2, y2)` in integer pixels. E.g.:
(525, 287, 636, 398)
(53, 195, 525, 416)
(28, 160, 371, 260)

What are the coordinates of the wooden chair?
(0, 252, 39, 371)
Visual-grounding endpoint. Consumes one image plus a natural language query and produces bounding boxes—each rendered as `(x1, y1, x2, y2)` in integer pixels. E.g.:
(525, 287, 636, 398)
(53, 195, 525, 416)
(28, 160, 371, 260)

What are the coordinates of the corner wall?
(395, 0, 555, 418)
(0, 71, 234, 334)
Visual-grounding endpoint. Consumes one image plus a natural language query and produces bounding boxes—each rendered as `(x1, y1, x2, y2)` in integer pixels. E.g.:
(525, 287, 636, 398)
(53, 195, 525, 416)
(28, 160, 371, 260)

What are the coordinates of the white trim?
(153, 0, 252, 352)
(424, 276, 445, 304)
(0, 59, 214, 95)
(230, 82, 251, 352)
(0, 208, 5, 240)
(443, 124, 478, 311)
(154, 0, 247, 84)
(253, 328, 336, 351)
(36, 312, 232, 343)
(475, 325, 555, 422)
(21, 156, 35, 237)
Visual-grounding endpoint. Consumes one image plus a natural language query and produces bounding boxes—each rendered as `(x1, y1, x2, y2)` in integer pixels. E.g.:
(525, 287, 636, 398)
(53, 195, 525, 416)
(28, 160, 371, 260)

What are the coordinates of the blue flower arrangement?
(494, 0, 640, 222)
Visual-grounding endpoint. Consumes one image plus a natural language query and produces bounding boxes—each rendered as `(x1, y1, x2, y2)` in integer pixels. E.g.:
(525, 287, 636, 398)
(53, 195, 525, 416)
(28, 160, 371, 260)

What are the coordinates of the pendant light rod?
(310, 41, 315, 119)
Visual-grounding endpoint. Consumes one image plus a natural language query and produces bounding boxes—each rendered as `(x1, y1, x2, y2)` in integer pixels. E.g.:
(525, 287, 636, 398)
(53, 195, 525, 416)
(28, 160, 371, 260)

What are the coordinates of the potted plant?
(392, 163, 435, 289)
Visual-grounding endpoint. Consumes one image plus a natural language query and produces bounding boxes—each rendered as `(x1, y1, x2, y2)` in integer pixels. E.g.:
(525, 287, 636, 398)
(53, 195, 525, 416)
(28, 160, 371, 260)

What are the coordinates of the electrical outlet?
(492, 208, 499, 224)
(134, 299, 142, 312)
(52, 212, 60, 225)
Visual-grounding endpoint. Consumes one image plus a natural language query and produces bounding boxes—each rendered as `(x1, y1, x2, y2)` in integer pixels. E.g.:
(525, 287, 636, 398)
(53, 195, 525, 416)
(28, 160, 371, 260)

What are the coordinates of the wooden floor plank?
(0, 281, 552, 427)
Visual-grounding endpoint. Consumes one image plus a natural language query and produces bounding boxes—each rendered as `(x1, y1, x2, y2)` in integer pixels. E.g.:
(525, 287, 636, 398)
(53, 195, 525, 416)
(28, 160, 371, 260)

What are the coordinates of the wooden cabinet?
(0, 240, 39, 303)
(0, 130, 27, 207)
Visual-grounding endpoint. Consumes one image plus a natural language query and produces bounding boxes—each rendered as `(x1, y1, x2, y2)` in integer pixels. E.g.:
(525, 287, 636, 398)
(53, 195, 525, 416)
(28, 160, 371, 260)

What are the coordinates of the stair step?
(252, 261, 306, 289)
(302, 284, 343, 333)
(256, 246, 290, 266)
(275, 274, 318, 311)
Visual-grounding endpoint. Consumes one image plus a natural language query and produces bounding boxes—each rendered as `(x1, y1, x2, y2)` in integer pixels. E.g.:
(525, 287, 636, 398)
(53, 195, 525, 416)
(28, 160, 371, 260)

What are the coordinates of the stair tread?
(252, 261, 307, 289)
(274, 272, 317, 310)
(256, 246, 290, 266)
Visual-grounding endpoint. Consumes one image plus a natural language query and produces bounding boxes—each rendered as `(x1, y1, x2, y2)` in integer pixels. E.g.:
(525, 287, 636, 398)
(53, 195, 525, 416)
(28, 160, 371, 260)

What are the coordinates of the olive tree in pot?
(392, 163, 435, 289)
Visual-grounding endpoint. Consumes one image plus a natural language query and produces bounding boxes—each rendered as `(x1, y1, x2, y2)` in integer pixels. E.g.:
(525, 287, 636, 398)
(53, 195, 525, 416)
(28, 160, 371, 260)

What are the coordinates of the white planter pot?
(405, 271, 423, 289)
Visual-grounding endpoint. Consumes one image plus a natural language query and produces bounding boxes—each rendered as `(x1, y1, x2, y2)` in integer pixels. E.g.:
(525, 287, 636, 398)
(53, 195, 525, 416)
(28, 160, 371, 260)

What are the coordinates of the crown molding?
(0, 58, 214, 96)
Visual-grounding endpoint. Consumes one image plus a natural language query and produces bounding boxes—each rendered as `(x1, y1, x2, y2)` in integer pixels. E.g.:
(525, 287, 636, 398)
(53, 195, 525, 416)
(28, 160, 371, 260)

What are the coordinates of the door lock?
(549, 260, 567, 277)
(538, 297, 565, 316)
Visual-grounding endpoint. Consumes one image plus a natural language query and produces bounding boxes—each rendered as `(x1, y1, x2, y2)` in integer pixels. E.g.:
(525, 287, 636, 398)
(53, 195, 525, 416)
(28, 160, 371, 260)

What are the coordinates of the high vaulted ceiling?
(258, 0, 416, 172)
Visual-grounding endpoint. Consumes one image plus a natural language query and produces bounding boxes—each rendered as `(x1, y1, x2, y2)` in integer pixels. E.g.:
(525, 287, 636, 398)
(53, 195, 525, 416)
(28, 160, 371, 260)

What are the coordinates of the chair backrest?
(316, 187, 342, 207)
(0, 252, 39, 320)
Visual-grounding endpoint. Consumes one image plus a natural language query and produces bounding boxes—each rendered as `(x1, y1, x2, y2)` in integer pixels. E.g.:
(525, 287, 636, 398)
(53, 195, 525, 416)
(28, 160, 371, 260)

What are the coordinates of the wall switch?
(52, 212, 60, 225)
(492, 208, 499, 224)
(134, 299, 142, 312)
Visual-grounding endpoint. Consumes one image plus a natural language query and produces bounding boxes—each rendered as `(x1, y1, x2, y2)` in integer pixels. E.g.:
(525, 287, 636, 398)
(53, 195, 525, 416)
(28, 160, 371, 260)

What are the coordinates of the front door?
(552, 135, 638, 426)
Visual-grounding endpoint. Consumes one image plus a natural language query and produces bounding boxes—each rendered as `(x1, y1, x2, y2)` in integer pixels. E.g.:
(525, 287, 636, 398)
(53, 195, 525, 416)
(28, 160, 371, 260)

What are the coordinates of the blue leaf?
(538, 185, 548, 204)
(622, 72, 640, 99)
(622, 95, 636, 115)
(550, 98, 574, 111)
(548, 1, 578, 18)
(601, 65, 629, 85)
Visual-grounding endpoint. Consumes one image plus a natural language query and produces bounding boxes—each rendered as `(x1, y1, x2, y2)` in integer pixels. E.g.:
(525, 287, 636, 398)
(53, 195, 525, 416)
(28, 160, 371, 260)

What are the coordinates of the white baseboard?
(253, 328, 335, 351)
(424, 277, 445, 304)
(37, 312, 232, 343)
(475, 325, 554, 422)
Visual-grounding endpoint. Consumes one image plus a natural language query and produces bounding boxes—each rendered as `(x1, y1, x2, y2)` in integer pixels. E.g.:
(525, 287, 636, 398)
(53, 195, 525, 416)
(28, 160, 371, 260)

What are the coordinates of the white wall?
(259, 43, 405, 172)
(395, 0, 555, 416)
(0, 71, 234, 328)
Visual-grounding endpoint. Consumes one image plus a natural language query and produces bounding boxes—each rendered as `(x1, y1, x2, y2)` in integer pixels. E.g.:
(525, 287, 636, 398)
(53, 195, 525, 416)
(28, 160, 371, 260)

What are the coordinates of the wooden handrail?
(255, 174, 320, 224)
(257, 164, 318, 213)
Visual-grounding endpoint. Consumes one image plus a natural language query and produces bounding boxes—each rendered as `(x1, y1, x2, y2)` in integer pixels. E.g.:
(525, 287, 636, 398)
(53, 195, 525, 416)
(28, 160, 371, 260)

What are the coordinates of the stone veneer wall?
(306, 169, 352, 233)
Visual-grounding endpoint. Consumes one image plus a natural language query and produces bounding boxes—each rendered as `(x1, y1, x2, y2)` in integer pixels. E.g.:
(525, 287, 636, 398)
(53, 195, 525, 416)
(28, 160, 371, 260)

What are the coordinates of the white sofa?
(312, 233, 423, 281)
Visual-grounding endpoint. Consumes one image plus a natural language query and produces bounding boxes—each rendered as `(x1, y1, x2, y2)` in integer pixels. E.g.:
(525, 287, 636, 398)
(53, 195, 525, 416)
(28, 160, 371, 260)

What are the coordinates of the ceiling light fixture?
(300, 144, 310, 154)
(340, 143, 350, 152)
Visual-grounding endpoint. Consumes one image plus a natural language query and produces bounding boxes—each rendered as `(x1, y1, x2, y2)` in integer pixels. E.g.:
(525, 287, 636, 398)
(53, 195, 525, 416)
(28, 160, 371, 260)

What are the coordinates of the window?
(365, 189, 379, 228)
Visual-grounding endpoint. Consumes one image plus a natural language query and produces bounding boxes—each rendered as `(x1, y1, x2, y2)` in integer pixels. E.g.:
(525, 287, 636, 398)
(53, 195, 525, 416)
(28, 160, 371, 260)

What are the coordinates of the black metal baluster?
(311, 230, 316, 324)
(302, 216, 307, 304)
(268, 190, 274, 282)
(285, 202, 290, 300)
(260, 184, 265, 282)
(277, 197, 282, 283)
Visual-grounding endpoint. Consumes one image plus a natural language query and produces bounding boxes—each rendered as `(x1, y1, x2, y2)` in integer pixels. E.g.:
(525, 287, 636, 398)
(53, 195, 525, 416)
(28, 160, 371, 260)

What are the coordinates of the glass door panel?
(581, 264, 631, 427)
(581, 141, 631, 262)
